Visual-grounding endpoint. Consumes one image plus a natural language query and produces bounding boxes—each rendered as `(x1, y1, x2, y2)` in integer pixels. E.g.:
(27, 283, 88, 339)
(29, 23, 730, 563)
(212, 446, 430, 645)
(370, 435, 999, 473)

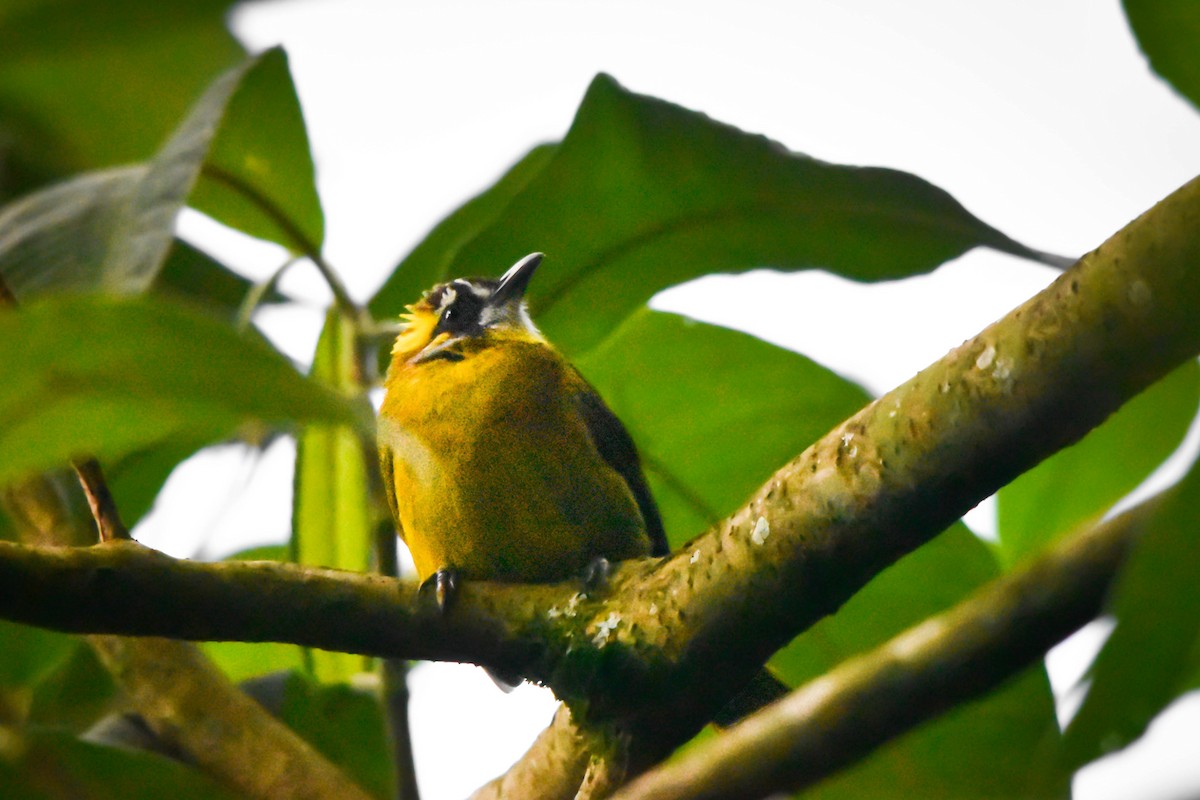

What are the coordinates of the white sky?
(138, 1, 1200, 798)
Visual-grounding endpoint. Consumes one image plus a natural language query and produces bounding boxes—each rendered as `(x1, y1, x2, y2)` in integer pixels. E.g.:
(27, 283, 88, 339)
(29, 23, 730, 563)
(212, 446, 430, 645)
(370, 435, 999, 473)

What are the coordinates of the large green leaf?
(576, 309, 871, 545)
(996, 361, 1200, 567)
(0, 1, 244, 201)
(0, 48, 320, 301)
(372, 74, 1055, 356)
(0, 732, 240, 800)
(1123, 0, 1200, 112)
(1057, 459, 1200, 773)
(292, 310, 374, 682)
(772, 523, 1065, 799)
(0, 295, 366, 489)
(187, 48, 325, 254)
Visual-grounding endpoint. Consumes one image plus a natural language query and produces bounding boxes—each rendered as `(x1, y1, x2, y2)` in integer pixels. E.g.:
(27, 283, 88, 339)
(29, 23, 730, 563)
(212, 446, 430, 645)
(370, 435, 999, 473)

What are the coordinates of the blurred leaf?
(369, 143, 557, 321)
(0, 732, 240, 800)
(188, 48, 325, 254)
(996, 361, 1200, 567)
(27, 643, 120, 733)
(0, 0, 243, 201)
(277, 672, 394, 799)
(772, 524, 1064, 799)
(577, 310, 870, 544)
(1057, 459, 1200, 771)
(0, 294, 366, 488)
(154, 239, 288, 322)
(1123, 0, 1200, 111)
(292, 310, 374, 683)
(372, 74, 1056, 356)
(202, 642, 306, 686)
(0, 621, 74, 690)
(0, 48, 319, 301)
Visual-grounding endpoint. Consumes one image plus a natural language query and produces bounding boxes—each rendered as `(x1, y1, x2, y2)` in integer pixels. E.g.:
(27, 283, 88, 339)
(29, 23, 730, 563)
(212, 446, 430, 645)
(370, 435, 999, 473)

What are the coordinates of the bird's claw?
(581, 556, 611, 593)
(419, 568, 459, 614)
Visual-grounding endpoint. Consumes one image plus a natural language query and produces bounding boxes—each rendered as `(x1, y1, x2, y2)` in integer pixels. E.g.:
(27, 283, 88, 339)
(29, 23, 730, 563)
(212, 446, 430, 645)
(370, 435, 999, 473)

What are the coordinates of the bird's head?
(391, 252, 546, 364)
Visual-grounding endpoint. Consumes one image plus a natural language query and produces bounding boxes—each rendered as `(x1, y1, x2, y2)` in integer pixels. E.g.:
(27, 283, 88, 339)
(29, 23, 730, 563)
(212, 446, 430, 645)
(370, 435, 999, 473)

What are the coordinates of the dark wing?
(572, 376, 669, 557)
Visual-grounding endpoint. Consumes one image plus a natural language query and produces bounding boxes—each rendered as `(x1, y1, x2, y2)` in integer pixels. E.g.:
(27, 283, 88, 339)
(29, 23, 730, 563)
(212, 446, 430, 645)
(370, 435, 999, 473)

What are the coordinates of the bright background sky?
(135, 1, 1200, 798)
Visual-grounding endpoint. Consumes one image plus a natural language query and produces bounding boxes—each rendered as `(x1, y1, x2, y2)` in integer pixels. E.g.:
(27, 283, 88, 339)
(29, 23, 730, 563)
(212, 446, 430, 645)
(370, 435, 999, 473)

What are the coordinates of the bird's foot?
(580, 556, 611, 594)
(419, 568, 459, 614)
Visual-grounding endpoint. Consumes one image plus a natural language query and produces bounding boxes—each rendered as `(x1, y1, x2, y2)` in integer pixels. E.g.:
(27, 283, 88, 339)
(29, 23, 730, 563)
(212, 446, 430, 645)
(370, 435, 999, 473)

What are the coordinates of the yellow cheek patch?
(392, 304, 439, 362)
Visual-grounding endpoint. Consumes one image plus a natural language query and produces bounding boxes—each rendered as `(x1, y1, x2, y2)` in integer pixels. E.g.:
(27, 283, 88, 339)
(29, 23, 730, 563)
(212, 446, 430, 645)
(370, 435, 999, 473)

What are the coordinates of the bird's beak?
(491, 252, 543, 305)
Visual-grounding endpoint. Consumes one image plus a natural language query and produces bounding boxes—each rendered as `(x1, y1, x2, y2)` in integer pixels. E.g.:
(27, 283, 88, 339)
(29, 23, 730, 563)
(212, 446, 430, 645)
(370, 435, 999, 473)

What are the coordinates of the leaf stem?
(200, 163, 359, 315)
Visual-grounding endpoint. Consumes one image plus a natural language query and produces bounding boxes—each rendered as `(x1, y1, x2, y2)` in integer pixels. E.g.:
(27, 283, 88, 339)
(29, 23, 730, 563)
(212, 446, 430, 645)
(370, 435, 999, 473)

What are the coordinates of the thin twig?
(71, 457, 130, 541)
(200, 163, 359, 314)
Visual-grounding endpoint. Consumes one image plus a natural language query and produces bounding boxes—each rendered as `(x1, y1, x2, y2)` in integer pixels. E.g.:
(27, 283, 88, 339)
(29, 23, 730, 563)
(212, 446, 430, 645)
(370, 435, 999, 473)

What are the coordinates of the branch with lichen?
(0, 175, 1198, 797)
(474, 173, 1200, 794)
(613, 490, 1158, 800)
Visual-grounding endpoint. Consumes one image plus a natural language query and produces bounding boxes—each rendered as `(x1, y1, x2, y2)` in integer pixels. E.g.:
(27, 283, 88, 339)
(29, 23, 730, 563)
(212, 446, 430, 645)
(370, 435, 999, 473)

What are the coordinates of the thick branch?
(468, 175, 1200, 793)
(1, 177, 1198, 798)
(0, 538, 567, 668)
(613, 496, 1154, 800)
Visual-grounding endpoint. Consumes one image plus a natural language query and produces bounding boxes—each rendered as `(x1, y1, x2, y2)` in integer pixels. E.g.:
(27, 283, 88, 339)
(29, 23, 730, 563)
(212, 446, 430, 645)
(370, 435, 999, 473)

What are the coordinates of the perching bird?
(377, 252, 668, 607)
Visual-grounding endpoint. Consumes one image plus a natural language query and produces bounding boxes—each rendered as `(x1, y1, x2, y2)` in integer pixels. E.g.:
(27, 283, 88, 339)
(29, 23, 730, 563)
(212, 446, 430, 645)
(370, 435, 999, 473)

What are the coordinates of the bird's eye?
(434, 290, 483, 336)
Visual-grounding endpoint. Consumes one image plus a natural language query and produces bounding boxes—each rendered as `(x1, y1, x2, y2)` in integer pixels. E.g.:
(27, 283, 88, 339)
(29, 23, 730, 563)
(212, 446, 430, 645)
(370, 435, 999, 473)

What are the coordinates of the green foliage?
(0, 294, 364, 487)
(0, 5, 1196, 799)
(1124, 0, 1200, 111)
(578, 310, 871, 543)
(771, 524, 1065, 798)
(371, 74, 1058, 356)
(275, 673, 395, 799)
(0, 732, 241, 800)
(0, 1, 243, 201)
(292, 310, 376, 683)
(996, 361, 1200, 567)
(1057, 458, 1200, 773)
(0, 48, 314, 301)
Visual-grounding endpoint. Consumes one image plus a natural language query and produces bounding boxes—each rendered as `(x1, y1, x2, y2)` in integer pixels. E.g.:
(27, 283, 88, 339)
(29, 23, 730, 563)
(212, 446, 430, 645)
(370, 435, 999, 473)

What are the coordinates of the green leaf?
(0, 48, 319, 301)
(188, 47, 325, 254)
(276, 672, 394, 800)
(1058, 460, 1200, 771)
(292, 310, 374, 683)
(0, 621, 74, 690)
(0, 732, 241, 800)
(26, 643, 120, 734)
(154, 239, 288, 322)
(0, 295, 366, 489)
(576, 309, 871, 544)
(1123, 0, 1200, 112)
(996, 361, 1200, 567)
(371, 74, 1055, 356)
(0, 1, 244, 201)
(772, 524, 1065, 799)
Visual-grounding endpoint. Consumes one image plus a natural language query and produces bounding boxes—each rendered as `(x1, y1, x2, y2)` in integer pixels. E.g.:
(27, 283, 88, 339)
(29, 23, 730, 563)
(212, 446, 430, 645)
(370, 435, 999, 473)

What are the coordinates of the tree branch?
(613, 494, 1156, 800)
(0, 537, 567, 668)
(1, 176, 1197, 797)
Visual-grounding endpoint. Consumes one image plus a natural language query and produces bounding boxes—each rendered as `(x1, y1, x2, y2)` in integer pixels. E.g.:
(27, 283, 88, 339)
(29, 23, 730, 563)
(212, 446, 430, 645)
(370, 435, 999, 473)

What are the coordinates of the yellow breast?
(379, 337, 651, 583)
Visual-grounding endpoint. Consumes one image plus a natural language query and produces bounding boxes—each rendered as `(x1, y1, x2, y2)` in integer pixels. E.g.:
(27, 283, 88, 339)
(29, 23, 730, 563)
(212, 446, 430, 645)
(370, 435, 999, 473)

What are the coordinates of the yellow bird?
(378, 253, 667, 605)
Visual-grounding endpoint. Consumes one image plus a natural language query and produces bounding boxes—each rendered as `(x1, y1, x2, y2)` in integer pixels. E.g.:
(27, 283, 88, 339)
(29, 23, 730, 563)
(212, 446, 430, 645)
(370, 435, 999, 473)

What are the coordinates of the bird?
(377, 252, 668, 609)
